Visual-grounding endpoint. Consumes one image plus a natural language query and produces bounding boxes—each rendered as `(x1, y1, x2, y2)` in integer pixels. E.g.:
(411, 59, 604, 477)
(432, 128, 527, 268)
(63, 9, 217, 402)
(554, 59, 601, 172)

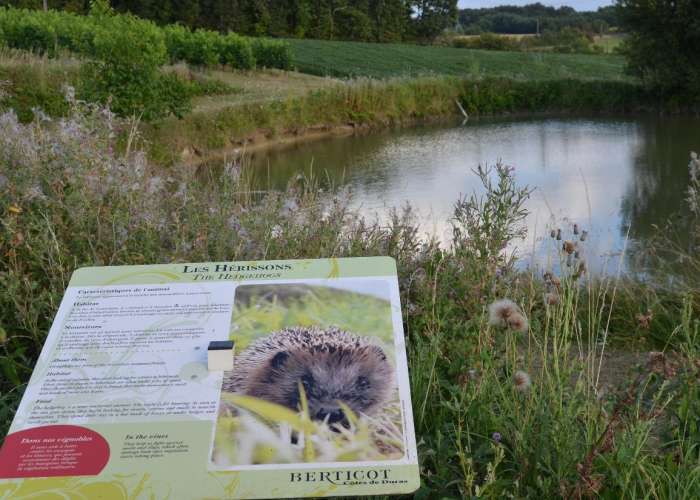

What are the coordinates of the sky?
(458, 0, 614, 11)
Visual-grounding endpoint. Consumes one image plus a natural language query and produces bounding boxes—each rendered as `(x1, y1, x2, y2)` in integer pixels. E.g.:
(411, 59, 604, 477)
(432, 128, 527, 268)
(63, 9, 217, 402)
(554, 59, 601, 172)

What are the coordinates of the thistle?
(506, 312, 529, 333)
(544, 292, 560, 306)
(488, 299, 519, 328)
(562, 240, 576, 255)
(513, 370, 531, 392)
(488, 299, 528, 333)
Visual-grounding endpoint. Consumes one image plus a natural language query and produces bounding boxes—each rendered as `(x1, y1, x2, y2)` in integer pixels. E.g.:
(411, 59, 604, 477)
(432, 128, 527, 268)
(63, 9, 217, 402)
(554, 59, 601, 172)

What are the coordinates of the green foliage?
(0, 6, 291, 71)
(0, 55, 76, 121)
(231, 285, 394, 351)
(285, 38, 629, 79)
(78, 11, 191, 119)
(458, 4, 617, 35)
(251, 38, 290, 69)
(616, 0, 700, 103)
(221, 32, 255, 69)
(4, 0, 453, 43)
(411, 0, 458, 41)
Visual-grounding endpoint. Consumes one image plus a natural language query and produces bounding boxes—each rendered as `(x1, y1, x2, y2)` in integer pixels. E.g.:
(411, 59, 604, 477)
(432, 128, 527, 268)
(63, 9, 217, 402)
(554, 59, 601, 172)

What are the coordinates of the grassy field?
(191, 68, 340, 113)
(286, 38, 629, 80)
(593, 34, 626, 53)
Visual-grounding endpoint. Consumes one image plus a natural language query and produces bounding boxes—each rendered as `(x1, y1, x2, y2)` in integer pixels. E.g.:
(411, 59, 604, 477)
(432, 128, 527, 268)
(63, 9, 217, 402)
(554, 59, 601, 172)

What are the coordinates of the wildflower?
(551, 276, 561, 288)
(8, 204, 22, 215)
(488, 299, 519, 328)
(507, 312, 529, 333)
(513, 370, 531, 392)
(562, 240, 576, 254)
(271, 224, 283, 238)
(492, 432, 502, 443)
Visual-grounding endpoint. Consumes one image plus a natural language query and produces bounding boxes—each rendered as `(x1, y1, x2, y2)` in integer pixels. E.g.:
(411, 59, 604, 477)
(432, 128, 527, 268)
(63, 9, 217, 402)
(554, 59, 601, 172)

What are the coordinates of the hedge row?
(0, 7, 291, 70)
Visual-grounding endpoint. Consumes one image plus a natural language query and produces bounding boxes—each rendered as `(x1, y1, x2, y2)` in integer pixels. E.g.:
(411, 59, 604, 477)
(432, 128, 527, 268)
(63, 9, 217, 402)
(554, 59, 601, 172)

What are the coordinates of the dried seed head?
(513, 370, 531, 392)
(488, 299, 520, 327)
(551, 276, 561, 287)
(566, 253, 574, 267)
(580, 230, 588, 242)
(563, 240, 576, 254)
(550, 229, 556, 238)
(573, 223, 579, 235)
(556, 229, 562, 241)
(507, 312, 529, 333)
(545, 292, 560, 306)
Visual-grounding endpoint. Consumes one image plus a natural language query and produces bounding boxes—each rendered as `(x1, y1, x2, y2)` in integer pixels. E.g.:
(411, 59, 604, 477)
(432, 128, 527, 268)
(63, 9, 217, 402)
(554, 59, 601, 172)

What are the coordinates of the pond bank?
(141, 76, 653, 166)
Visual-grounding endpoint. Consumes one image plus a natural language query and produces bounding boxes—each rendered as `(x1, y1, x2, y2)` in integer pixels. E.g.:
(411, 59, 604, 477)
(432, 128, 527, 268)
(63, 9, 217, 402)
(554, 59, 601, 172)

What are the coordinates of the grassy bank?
(1, 102, 699, 497)
(144, 76, 648, 165)
(286, 38, 629, 79)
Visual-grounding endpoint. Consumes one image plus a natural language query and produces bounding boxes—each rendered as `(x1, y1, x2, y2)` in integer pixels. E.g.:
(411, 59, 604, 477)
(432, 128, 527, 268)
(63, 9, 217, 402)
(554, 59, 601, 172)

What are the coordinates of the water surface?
(241, 116, 699, 275)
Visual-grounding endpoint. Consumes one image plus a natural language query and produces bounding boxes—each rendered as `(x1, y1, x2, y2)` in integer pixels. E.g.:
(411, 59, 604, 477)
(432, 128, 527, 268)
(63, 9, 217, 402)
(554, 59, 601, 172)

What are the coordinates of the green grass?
(287, 38, 630, 80)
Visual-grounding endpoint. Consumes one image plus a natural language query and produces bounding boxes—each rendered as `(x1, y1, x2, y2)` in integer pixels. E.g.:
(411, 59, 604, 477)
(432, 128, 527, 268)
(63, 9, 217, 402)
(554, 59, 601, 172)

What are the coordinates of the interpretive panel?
(0, 257, 419, 499)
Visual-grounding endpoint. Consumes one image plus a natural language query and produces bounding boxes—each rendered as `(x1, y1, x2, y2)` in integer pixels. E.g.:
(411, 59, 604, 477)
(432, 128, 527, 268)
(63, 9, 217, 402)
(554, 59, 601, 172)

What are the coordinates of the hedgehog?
(222, 326, 394, 427)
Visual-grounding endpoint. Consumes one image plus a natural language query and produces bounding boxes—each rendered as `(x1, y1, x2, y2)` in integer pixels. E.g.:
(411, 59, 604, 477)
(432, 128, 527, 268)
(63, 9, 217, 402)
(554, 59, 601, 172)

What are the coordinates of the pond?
(240, 116, 700, 276)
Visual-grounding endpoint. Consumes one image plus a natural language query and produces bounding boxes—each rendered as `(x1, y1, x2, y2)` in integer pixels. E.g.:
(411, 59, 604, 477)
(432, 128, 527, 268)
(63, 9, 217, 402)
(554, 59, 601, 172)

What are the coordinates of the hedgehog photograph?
(222, 325, 395, 427)
(210, 281, 404, 466)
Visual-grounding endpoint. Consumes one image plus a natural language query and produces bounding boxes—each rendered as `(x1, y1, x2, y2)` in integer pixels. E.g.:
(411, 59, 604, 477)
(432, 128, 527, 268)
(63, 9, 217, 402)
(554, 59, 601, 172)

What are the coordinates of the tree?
(616, 0, 700, 101)
(411, 0, 456, 41)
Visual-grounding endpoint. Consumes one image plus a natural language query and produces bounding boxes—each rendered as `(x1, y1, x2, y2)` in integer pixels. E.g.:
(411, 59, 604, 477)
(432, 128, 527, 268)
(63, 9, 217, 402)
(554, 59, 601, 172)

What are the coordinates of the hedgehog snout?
(315, 407, 347, 427)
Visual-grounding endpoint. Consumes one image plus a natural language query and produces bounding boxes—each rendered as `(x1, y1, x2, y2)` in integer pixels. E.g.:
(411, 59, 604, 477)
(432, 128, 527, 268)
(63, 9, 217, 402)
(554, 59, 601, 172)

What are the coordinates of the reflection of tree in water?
(620, 117, 698, 274)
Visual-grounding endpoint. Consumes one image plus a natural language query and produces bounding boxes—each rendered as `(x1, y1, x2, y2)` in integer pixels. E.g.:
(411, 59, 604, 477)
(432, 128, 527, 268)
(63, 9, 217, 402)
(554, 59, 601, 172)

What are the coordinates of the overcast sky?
(458, 0, 614, 10)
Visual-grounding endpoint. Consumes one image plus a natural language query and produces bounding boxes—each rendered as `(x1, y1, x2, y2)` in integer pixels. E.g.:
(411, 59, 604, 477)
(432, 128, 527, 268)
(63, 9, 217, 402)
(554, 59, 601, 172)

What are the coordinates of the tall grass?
(1, 99, 699, 497)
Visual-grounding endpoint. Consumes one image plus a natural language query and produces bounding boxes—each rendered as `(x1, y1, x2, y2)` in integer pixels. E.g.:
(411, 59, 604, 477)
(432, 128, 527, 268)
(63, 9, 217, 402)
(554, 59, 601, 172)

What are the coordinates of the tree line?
(1, 0, 459, 41)
(458, 3, 618, 35)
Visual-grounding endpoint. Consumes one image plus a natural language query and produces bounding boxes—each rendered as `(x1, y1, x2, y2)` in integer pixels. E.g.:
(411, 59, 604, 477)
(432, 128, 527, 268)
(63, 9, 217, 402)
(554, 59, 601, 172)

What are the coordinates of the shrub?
(221, 32, 255, 69)
(0, 6, 292, 73)
(79, 11, 189, 119)
(251, 37, 291, 69)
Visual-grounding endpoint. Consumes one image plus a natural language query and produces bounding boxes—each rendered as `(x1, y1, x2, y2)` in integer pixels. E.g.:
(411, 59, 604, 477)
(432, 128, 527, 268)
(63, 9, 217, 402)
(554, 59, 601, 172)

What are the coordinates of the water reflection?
(237, 116, 698, 275)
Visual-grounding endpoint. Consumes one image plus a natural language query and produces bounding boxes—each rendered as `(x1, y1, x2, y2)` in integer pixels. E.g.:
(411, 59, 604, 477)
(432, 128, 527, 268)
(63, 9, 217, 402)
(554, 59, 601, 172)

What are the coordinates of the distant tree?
(369, 0, 410, 42)
(411, 0, 457, 41)
(616, 0, 700, 101)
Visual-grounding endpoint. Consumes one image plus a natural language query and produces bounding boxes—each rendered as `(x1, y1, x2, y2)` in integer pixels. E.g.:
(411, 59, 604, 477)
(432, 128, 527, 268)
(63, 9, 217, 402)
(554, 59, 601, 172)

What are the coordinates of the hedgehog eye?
(356, 376, 370, 390)
(270, 351, 289, 369)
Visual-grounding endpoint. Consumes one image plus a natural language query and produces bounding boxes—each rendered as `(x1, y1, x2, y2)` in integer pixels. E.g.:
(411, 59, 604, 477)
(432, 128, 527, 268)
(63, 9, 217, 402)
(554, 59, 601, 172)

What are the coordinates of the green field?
(287, 38, 630, 80)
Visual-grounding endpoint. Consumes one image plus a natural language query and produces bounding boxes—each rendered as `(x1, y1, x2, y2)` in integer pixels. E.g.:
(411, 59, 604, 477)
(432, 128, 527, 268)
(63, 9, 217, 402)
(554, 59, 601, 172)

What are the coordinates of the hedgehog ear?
(270, 350, 289, 369)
